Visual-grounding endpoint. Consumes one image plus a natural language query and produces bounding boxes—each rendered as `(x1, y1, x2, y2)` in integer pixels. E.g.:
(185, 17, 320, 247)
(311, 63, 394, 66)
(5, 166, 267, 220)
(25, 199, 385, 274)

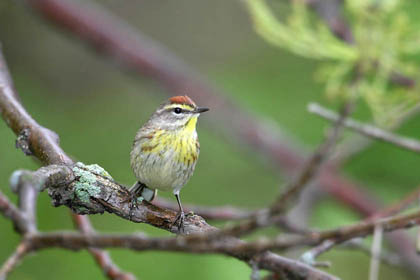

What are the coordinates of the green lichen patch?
(75, 162, 113, 179)
(72, 163, 101, 203)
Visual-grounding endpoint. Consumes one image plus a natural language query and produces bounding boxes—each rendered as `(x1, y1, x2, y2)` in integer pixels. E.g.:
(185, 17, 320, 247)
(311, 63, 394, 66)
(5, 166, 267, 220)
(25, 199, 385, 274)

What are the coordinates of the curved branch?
(0, 191, 27, 234)
(0, 46, 134, 280)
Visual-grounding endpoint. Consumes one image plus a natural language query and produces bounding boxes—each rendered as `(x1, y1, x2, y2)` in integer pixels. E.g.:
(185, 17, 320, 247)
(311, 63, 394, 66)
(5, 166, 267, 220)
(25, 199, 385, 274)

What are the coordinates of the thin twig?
(0, 242, 30, 280)
(369, 225, 383, 280)
(10, 170, 41, 234)
(308, 102, 420, 154)
(301, 237, 401, 269)
(416, 196, 420, 255)
(0, 190, 27, 234)
(368, 186, 420, 221)
(300, 240, 335, 268)
(332, 105, 420, 164)
(250, 258, 260, 280)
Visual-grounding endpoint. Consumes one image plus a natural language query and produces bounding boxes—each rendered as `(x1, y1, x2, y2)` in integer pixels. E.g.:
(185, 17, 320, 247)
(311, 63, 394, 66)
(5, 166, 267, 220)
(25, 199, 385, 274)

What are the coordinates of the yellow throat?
(184, 116, 198, 134)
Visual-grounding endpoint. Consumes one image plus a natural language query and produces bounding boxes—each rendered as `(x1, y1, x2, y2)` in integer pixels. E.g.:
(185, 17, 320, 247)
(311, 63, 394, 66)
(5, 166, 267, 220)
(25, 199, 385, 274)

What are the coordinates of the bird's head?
(151, 95, 209, 131)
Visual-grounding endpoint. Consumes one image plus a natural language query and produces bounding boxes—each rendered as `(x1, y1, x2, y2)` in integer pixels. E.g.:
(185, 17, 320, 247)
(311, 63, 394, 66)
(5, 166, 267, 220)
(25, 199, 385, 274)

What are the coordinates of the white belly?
(131, 146, 196, 193)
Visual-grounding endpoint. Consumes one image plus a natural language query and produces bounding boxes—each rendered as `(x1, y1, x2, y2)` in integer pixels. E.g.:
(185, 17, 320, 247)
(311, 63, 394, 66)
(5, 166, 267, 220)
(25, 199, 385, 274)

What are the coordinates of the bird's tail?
(129, 181, 157, 202)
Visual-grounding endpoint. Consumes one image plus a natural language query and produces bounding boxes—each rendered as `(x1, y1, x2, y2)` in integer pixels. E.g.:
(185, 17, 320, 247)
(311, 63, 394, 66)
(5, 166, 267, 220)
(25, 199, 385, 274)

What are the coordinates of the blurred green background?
(1, 1, 420, 279)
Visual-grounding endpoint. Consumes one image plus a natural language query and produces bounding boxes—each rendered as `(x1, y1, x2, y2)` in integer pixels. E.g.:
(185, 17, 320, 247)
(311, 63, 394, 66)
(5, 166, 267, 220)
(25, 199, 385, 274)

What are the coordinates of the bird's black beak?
(195, 107, 209, 113)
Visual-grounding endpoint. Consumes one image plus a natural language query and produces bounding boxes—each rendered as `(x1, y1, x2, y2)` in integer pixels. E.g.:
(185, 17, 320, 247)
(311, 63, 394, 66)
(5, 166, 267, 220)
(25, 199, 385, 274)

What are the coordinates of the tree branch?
(0, 45, 135, 280)
(9, 170, 42, 234)
(21, 209, 420, 256)
(308, 102, 420, 154)
(0, 190, 27, 234)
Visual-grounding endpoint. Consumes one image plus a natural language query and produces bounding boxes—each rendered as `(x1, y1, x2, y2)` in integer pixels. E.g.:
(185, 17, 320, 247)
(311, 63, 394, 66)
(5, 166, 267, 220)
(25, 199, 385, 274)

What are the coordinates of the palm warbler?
(130, 95, 208, 231)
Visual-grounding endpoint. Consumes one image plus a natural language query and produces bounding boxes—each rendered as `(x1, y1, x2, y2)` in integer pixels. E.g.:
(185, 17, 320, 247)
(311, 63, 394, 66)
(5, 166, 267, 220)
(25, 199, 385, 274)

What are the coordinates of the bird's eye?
(174, 107, 182, 114)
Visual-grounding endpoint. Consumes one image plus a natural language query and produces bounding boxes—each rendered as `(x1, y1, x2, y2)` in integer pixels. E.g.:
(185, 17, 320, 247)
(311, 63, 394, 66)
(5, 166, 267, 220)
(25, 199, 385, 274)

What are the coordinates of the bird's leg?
(124, 181, 146, 220)
(173, 192, 185, 233)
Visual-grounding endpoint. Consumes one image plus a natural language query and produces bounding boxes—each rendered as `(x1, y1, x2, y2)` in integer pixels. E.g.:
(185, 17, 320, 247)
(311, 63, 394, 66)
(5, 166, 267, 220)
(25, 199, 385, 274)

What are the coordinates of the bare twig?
(332, 105, 420, 164)
(416, 196, 420, 255)
(369, 225, 383, 280)
(300, 240, 335, 268)
(0, 190, 27, 234)
(250, 258, 260, 280)
(368, 186, 420, 221)
(308, 102, 420, 154)
(301, 237, 402, 269)
(0, 242, 30, 280)
(0, 48, 72, 165)
(9, 170, 41, 234)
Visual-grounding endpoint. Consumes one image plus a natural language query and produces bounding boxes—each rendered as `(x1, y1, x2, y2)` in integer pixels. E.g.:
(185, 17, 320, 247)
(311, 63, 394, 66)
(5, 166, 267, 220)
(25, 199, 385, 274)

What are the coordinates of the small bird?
(130, 95, 208, 231)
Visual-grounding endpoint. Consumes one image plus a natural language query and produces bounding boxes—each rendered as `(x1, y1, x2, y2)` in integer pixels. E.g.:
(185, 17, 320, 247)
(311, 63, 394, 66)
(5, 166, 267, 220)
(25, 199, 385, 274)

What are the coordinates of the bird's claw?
(122, 192, 142, 221)
(173, 211, 185, 234)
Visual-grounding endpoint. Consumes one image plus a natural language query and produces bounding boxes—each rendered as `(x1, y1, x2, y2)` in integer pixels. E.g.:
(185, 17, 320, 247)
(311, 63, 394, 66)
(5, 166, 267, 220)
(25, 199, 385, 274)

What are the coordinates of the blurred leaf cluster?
(245, 0, 420, 126)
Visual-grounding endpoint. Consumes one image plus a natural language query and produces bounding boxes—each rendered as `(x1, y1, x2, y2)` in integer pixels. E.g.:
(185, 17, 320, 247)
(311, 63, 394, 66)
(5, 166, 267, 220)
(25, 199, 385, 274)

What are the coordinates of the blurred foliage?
(246, 0, 420, 126)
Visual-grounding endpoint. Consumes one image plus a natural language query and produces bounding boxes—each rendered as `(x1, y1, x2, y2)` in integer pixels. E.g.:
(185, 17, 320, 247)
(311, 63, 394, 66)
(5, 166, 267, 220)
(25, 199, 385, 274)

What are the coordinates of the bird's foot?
(122, 191, 143, 221)
(173, 211, 185, 234)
